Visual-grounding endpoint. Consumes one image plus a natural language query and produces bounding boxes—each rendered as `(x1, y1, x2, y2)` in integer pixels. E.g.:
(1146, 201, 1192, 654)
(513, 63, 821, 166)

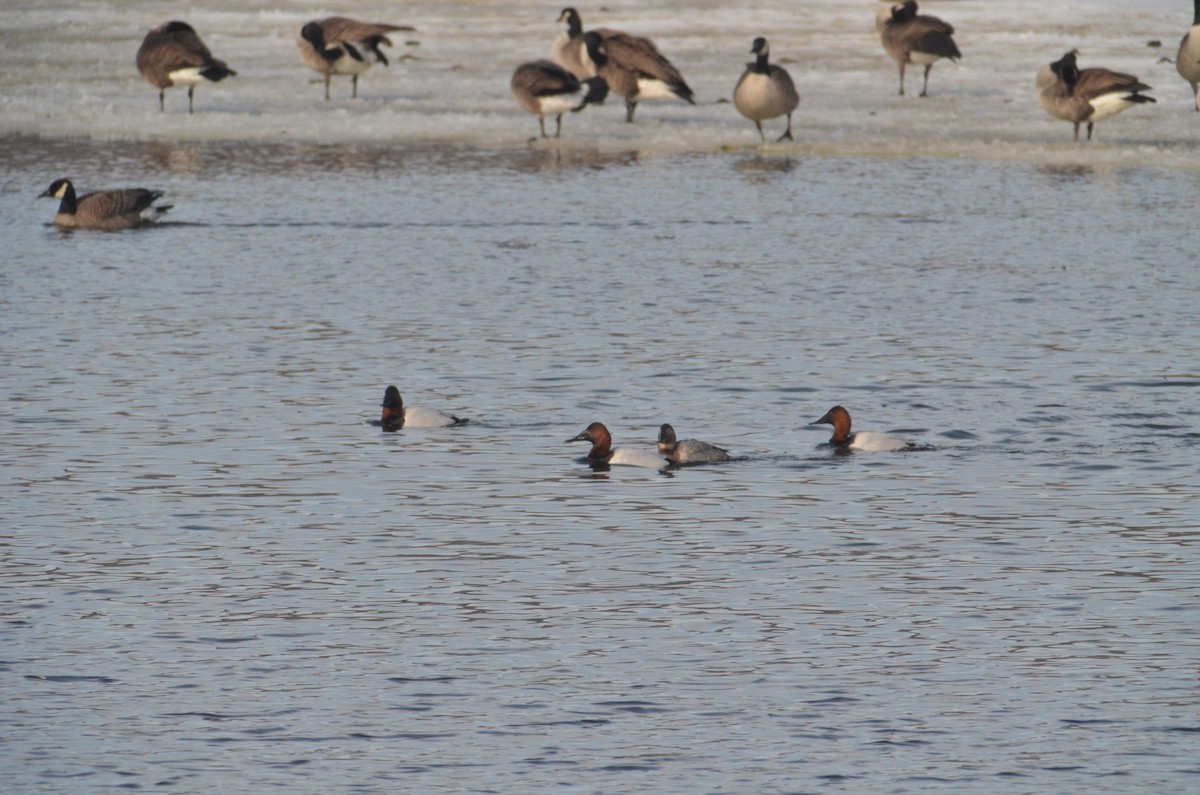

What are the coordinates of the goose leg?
(898, 62, 906, 96)
(625, 98, 637, 123)
(324, 74, 331, 101)
(754, 120, 765, 142)
(1086, 121, 1095, 141)
(188, 86, 195, 114)
(555, 114, 563, 138)
(777, 113, 793, 142)
(1072, 122, 1080, 142)
(352, 74, 359, 99)
(920, 64, 932, 97)
(538, 116, 548, 139)
(158, 89, 165, 112)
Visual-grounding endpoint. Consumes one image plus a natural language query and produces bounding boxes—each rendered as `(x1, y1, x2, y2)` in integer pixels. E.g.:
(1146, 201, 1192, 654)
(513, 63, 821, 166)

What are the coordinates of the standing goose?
(580, 31, 694, 123)
(136, 21, 236, 113)
(511, 61, 608, 139)
(1036, 50, 1155, 141)
(1178, 0, 1200, 111)
(733, 37, 800, 142)
(879, 1, 961, 97)
(39, 178, 171, 231)
(550, 8, 615, 80)
(297, 17, 413, 100)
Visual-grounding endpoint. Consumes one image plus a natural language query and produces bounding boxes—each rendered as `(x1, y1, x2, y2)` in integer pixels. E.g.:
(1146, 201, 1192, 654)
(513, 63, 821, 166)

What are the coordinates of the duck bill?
(811, 412, 833, 426)
(566, 430, 589, 443)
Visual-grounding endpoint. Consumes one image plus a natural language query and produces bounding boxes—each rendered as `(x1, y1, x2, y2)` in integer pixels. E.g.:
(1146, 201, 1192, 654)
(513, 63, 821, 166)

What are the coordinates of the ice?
(1, 0, 1197, 168)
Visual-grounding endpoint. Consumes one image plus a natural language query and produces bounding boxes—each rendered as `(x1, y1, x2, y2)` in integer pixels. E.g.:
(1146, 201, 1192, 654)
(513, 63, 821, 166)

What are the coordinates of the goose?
(136, 21, 236, 113)
(297, 17, 413, 100)
(375, 385, 468, 431)
(579, 31, 694, 123)
(511, 61, 608, 139)
(567, 422, 664, 468)
(1036, 50, 1155, 141)
(39, 178, 170, 230)
(657, 423, 732, 464)
(550, 7, 615, 80)
(1178, 0, 1200, 111)
(879, 1, 961, 97)
(811, 406, 913, 452)
(733, 37, 800, 142)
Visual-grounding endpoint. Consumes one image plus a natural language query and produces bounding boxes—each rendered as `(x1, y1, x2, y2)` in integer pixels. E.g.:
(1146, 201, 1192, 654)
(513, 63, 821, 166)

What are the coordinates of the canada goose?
(1036, 50, 1156, 141)
(297, 17, 413, 100)
(511, 61, 608, 139)
(733, 37, 800, 142)
(39, 178, 171, 230)
(580, 31, 694, 123)
(1179, 0, 1200, 110)
(550, 8, 612, 80)
(136, 21, 236, 113)
(879, 1, 961, 97)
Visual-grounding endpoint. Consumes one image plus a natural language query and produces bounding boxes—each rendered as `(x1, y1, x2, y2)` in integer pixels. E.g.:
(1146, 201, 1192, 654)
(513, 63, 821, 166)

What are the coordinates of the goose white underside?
(403, 406, 458, 428)
(167, 67, 206, 87)
(608, 447, 667, 468)
(908, 51, 942, 66)
(635, 78, 681, 101)
(850, 431, 911, 452)
(537, 92, 583, 116)
(1087, 93, 1138, 123)
(330, 54, 376, 77)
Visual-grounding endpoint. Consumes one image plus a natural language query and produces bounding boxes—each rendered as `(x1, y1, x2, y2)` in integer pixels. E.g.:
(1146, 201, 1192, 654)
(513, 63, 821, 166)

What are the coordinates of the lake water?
(3, 0, 1200, 793)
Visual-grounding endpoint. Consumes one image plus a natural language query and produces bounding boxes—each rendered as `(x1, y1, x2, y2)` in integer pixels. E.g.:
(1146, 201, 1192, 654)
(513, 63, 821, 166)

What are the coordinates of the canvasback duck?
(879, 0, 961, 97)
(40, 178, 171, 230)
(1036, 50, 1155, 141)
(377, 385, 468, 430)
(567, 422, 665, 468)
(657, 423, 732, 463)
(812, 405, 913, 452)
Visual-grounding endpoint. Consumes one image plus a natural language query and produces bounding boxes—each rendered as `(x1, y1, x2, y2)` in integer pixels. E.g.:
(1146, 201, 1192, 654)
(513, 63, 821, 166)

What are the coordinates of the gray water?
(4, 135, 1199, 793)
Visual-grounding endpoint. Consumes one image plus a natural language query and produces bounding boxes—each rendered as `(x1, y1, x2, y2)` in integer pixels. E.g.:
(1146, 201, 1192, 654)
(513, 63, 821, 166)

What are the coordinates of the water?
(4, 0, 1200, 792)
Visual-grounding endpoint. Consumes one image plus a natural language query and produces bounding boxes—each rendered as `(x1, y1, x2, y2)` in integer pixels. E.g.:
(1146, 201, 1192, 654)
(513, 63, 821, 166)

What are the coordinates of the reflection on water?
(3, 135, 1198, 794)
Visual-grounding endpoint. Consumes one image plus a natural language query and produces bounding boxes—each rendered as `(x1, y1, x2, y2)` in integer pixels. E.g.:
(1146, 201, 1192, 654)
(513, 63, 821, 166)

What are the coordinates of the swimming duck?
(297, 17, 413, 100)
(378, 385, 468, 430)
(40, 178, 171, 230)
(879, 0, 961, 97)
(733, 37, 800, 142)
(657, 423, 732, 463)
(1036, 50, 1156, 141)
(811, 406, 912, 452)
(511, 60, 608, 139)
(567, 422, 665, 468)
(136, 21, 236, 113)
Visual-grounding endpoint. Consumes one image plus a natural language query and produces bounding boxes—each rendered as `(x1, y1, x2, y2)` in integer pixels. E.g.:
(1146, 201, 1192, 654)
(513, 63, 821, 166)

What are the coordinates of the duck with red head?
(376, 385, 468, 431)
(567, 422, 665, 468)
(811, 405, 913, 452)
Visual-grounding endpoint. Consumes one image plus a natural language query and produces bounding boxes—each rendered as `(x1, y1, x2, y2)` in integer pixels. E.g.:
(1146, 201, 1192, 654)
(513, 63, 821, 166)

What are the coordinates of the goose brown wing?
(1074, 68, 1150, 100)
(598, 33, 690, 92)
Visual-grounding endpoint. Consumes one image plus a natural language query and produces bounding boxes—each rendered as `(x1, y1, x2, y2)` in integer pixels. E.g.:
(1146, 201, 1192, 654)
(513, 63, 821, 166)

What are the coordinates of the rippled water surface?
(4, 127, 1200, 794)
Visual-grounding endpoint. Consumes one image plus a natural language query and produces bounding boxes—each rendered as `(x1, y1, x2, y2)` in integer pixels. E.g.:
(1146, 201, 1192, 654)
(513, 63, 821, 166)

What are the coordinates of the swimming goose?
(1178, 0, 1200, 111)
(511, 60, 608, 139)
(811, 406, 913, 452)
(568, 422, 665, 468)
(657, 423, 732, 464)
(297, 17, 413, 100)
(733, 37, 800, 142)
(377, 385, 468, 430)
(1036, 50, 1156, 141)
(39, 178, 170, 230)
(136, 21, 236, 113)
(569, 21, 694, 122)
(879, 1, 961, 97)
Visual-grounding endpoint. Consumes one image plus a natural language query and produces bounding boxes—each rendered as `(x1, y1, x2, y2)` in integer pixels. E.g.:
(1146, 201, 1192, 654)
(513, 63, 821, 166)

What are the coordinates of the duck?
(811, 406, 913, 452)
(297, 17, 413, 100)
(377, 385, 468, 430)
(657, 423, 732, 464)
(1036, 50, 1155, 141)
(136, 21, 236, 113)
(1178, 0, 1200, 111)
(511, 60, 608, 139)
(39, 178, 171, 230)
(879, 0, 961, 97)
(567, 422, 665, 468)
(566, 20, 693, 123)
(733, 37, 800, 142)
